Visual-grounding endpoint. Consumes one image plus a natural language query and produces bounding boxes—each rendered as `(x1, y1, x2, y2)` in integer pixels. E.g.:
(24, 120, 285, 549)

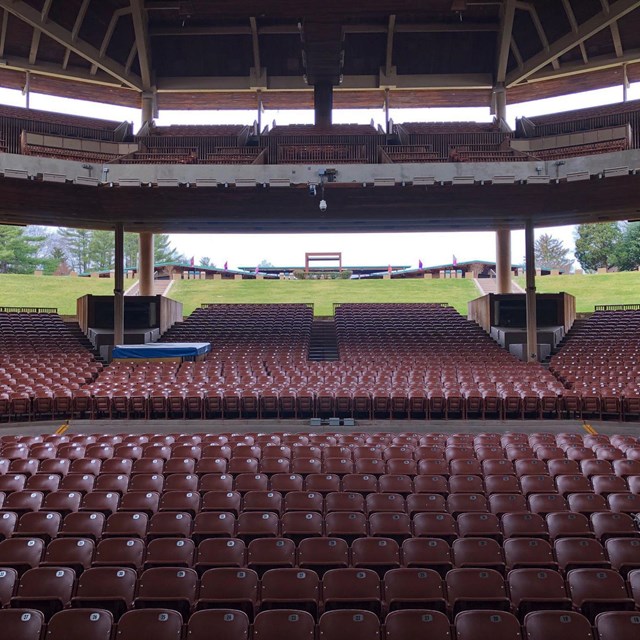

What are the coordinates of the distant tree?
(58, 227, 93, 273)
(613, 222, 640, 271)
(258, 259, 274, 268)
(0, 225, 45, 273)
(574, 222, 623, 272)
(200, 257, 215, 267)
(154, 234, 185, 263)
(41, 246, 67, 275)
(89, 230, 115, 271)
(124, 233, 140, 269)
(534, 233, 573, 271)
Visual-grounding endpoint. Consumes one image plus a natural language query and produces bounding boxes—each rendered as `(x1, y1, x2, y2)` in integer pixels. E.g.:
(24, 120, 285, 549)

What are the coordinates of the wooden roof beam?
(561, 0, 589, 64)
(0, 0, 142, 90)
(610, 20, 624, 57)
(524, 47, 640, 82)
(385, 14, 396, 77)
(28, 0, 52, 65)
(130, 0, 152, 89)
(155, 72, 493, 92)
(515, 2, 560, 70)
(62, 0, 90, 70)
(90, 7, 132, 77)
(0, 10, 8, 58)
(249, 16, 261, 74)
(506, 0, 640, 86)
(0, 53, 130, 87)
(496, 0, 516, 84)
(148, 22, 499, 37)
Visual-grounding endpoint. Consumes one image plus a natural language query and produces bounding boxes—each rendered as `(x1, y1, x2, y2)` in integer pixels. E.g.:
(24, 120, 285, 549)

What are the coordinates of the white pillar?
(525, 220, 538, 362)
(496, 229, 512, 294)
(139, 232, 154, 296)
(114, 223, 125, 346)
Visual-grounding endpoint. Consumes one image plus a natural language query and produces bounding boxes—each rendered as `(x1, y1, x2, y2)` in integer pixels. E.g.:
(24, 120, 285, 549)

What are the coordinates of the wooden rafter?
(62, 0, 91, 70)
(496, 0, 516, 84)
(0, 0, 142, 90)
(91, 7, 132, 76)
(515, 2, 560, 70)
(506, 0, 640, 87)
(385, 14, 396, 77)
(130, 0, 152, 89)
(561, 0, 589, 64)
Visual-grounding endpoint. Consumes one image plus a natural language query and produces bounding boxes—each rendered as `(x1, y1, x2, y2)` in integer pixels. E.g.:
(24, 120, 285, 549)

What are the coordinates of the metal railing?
(0, 307, 58, 313)
(594, 304, 640, 311)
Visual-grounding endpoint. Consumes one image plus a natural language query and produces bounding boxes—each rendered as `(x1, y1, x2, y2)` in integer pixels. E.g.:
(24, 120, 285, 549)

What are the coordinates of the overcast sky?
(1, 80, 638, 269)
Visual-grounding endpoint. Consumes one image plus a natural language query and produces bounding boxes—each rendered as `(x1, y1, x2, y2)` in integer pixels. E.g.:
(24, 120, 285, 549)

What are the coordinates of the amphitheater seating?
(148, 125, 248, 137)
(277, 144, 369, 163)
(530, 139, 627, 161)
(0, 429, 637, 638)
(21, 144, 121, 164)
(0, 312, 102, 422)
(268, 124, 378, 136)
(400, 122, 501, 134)
(381, 145, 444, 162)
(0, 104, 125, 138)
(2, 305, 640, 423)
(522, 99, 640, 131)
(119, 149, 198, 164)
(56, 303, 570, 421)
(549, 310, 640, 420)
(203, 147, 264, 164)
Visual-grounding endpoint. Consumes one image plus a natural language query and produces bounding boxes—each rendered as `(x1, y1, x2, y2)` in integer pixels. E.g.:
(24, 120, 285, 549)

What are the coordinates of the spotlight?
(319, 199, 327, 212)
(309, 184, 317, 197)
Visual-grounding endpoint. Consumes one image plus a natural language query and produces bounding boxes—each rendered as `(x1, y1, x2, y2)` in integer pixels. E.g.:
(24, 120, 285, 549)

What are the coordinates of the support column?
(496, 229, 512, 294)
(384, 88, 390, 134)
(114, 223, 125, 347)
(138, 232, 154, 297)
(525, 219, 538, 363)
(141, 90, 156, 125)
(314, 82, 333, 127)
(493, 83, 507, 122)
(623, 64, 629, 102)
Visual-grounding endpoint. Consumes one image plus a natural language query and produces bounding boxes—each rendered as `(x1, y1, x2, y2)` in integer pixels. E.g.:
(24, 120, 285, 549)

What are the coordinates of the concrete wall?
(2, 149, 640, 187)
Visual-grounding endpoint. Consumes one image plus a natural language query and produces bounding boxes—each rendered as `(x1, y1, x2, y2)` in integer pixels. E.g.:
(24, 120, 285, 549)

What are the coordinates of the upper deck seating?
(268, 124, 378, 136)
(400, 122, 501, 134)
(148, 125, 248, 137)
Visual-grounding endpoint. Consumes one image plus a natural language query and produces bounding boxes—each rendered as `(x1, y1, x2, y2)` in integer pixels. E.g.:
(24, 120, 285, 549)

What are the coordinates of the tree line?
(528, 223, 639, 274)
(0, 225, 185, 275)
(574, 222, 640, 273)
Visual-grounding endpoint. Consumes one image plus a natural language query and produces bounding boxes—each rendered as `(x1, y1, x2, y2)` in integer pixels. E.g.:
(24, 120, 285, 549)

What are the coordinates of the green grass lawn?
(514, 271, 640, 313)
(170, 278, 479, 316)
(0, 274, 132, 315)
(2, 271, 637, 318)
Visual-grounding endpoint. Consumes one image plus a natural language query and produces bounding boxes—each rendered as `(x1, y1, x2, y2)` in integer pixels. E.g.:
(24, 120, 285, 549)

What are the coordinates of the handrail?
(594, 304, 640, 311)
(0, 306, 58, 313)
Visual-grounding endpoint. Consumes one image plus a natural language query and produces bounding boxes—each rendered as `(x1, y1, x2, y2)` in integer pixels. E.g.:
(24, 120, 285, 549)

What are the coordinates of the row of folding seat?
(1, 430, 634, 448)
(4, 435, 637, 459)
(1, 524, 639, 577)
(2, 502, 637, 547)
(2, 484, 639, 520)
(11, 608, 632, 640)
(0, 458, 640, 496)
(3, 564, 640, 623)
(3, 453, 640, 482)
(3, 457, 639, 486)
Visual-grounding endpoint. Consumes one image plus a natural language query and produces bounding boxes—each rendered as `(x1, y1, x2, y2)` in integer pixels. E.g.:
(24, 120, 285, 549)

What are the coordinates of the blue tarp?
(112, 343, 211, 359)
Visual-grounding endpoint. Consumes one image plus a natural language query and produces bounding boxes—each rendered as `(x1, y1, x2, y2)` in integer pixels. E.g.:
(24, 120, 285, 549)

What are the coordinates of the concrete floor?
(2, 418, 639, 438)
